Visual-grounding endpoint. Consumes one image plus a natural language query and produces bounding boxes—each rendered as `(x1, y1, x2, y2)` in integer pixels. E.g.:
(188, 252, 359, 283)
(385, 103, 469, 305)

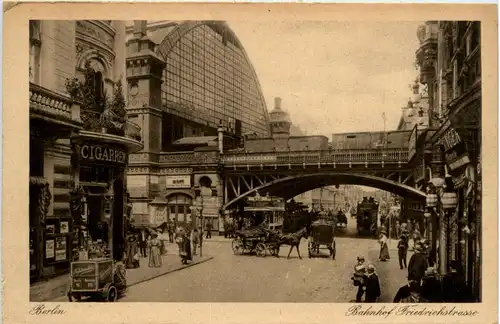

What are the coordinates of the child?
(352, 256, 367, 302)
(397, 235, 408, 269)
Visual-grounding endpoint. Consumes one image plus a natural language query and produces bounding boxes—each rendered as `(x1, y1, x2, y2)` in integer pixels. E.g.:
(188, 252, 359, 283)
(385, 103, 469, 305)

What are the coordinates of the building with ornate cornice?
(412, 21, 481, 301)
(29, 20, 142, 287)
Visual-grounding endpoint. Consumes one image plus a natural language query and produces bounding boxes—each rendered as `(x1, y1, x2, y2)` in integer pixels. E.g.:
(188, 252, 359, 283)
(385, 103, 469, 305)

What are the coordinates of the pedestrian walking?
(442, 260, 469, 302)
(124, 234, 140, 269)
(158, 228, 168, 255)
(421, 267, 442, 302)
(205, 221, 213, 239)
(408, 243, 428, 283)
(397, 235, 408, 269)
(191, 227, 199, 256)
(167, 221, 174, 243)
(148, 232, 162, 268)
(175, 227, 192, 265)
(393, 279, 421, 303)
(352, 255, 367, 302)
(138, 228, 148, 258)
(378, 231, 390, 261)
(364, 264, 381, 302)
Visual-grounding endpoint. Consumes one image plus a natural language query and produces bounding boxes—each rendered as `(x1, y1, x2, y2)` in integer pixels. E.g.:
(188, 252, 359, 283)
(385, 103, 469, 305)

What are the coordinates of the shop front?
(428, 93, 481, 300)
(70, 140, 138, 262)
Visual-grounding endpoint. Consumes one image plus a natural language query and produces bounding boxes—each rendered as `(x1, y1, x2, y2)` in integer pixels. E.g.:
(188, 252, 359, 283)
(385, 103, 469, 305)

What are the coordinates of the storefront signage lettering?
(80, 145, 127, 164)
(448, 154, 470, 171)
(442, 128, 462, 152)
(72, 264, 96, 277)
(166, 175, 191, 188)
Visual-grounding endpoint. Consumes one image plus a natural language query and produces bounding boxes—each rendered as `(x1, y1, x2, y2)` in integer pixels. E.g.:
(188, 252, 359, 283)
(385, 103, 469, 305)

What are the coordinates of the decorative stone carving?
(76, 20, 114, 49)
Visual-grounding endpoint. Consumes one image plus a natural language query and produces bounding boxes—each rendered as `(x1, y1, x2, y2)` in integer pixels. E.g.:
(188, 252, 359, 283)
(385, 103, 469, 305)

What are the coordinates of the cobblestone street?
(120, 224, 407, 302)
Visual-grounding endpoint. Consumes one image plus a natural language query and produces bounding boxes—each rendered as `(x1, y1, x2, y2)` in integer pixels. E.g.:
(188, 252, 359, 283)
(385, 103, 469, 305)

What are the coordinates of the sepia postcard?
(2, 2, 498, 324)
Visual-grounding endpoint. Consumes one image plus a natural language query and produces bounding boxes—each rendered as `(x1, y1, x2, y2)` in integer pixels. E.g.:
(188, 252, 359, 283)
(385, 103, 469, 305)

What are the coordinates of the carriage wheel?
(105, 285, 118, 302)
(255, 243, 266, 257)
(331, 241, 336, 260)
(232, 239, 242, 255)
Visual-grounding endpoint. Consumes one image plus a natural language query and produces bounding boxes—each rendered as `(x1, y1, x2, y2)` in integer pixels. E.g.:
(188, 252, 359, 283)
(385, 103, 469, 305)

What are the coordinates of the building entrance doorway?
(167, 194, 193, 227)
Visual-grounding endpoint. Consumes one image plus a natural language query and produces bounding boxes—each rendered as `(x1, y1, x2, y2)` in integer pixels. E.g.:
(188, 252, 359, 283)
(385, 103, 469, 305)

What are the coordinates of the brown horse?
(277, 227, 309, 259)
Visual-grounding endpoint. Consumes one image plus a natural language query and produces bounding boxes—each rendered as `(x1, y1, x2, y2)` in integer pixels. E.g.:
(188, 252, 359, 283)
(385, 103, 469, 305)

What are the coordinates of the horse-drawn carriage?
(308, 219, 336, 259)
(232, 224, 281, 257)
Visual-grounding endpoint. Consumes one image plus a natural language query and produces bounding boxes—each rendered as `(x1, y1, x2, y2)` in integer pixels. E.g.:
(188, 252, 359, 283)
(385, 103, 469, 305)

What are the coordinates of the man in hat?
(408, 243, 428, 283)
(352, 256, 367, 302)
(397, 235, 408, 269)
(364, 264, 381, 302)
(442, 260, 468, 302)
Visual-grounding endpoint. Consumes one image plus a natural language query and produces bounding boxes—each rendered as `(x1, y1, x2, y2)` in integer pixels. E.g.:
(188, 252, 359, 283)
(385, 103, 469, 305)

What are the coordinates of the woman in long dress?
(379, 231, 390, 261)
(148, 232, 162, 268)
(124, 234, 140, 269)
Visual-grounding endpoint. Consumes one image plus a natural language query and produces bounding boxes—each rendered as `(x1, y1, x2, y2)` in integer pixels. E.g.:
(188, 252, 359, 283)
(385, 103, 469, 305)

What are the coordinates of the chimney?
(274, 97, 282, 110)
(133, 20, 148, 39)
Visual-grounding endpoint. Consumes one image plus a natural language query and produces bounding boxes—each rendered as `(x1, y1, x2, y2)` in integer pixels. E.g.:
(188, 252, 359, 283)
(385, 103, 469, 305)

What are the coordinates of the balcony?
(223, 149, 409, 166)
(79, 109, 143, 153)
(29, 82, 82, 128)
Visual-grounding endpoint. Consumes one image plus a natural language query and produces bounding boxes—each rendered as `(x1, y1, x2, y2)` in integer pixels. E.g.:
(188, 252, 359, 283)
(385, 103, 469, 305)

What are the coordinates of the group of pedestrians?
(351, 256, 381, 302)
(352, 223, 470, 303)
(394, 237, 470, 303)
(123, 221, 215, 269)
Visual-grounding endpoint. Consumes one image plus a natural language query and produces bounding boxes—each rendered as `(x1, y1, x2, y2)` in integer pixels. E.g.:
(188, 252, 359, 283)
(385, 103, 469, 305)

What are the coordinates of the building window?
(29, 20, 41, 84)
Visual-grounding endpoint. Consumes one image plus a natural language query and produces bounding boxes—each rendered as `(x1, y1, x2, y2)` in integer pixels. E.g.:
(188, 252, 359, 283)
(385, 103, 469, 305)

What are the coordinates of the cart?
(232, 226, 281, 257)
(308, 219, 336, 259)
(67, 259, 127, 302)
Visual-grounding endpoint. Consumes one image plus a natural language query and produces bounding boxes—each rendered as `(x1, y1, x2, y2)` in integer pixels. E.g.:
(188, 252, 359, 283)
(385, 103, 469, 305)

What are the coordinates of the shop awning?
(172, 136, 217, 146)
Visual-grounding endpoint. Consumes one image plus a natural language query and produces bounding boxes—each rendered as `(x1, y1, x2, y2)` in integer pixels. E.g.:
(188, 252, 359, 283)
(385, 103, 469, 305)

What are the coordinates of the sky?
(228, 21, 423, 136)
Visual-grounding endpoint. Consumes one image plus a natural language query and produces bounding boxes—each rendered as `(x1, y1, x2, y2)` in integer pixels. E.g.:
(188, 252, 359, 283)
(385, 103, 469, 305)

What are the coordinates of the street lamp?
(425, 166, 458, 274)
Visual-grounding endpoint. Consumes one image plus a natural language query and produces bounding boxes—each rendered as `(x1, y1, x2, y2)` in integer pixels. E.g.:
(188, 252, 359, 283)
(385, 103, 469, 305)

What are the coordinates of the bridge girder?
(223, 171, 424, 210)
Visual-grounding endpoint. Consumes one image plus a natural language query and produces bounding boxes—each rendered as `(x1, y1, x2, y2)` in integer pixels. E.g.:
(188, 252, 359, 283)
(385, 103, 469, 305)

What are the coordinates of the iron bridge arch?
(223, 172, 425, 210)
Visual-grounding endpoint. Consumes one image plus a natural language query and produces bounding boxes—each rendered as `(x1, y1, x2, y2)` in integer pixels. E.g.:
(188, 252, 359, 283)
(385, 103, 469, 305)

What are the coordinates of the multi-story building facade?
(29, 20, 142, 284)
(414, 21, 481, 300)
(124, 21, 270, 233)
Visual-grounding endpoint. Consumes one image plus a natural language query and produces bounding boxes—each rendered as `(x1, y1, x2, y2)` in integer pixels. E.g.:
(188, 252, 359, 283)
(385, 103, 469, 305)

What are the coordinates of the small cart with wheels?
(308, 219, 336, 259)
(67, 258, 127, 302)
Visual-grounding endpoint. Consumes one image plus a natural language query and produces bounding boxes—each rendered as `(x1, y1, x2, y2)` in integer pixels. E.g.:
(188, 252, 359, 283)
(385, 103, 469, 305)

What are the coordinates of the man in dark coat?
(364, 264, 381, 302)
(138, 228, 148, 257)
(397, 235, 408, 269)
(394, 279, 421, 303)
(442, 260, 469, 302)
(408, 244, 428, 283)
(420, 267, 442, 302)
(205, 221, 213, 239)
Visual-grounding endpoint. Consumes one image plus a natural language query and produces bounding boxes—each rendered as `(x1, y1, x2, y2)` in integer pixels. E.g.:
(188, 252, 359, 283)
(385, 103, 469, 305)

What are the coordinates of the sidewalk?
(367, 241, 409, 302)
(30, 253, 213, 302)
